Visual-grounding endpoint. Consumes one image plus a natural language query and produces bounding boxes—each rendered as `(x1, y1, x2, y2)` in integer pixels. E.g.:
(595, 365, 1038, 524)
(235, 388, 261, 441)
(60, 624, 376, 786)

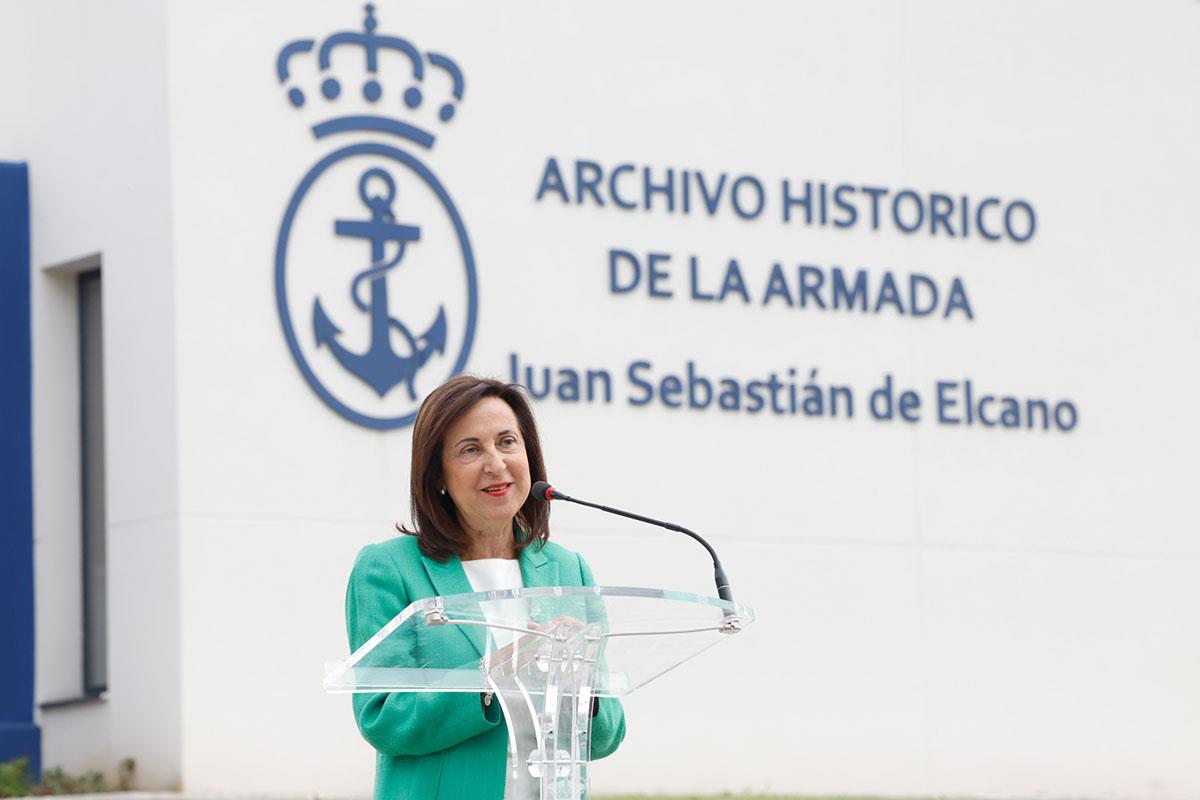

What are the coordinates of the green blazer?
(345, 535, 626, 800)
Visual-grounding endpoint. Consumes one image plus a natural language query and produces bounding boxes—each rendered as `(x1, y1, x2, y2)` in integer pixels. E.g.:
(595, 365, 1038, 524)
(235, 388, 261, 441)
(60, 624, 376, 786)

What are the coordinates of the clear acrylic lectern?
(325, 585, 754, 800)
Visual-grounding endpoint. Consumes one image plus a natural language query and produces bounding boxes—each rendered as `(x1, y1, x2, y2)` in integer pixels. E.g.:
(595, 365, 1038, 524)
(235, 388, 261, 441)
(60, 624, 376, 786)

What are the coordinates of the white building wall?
(0, 0, 182, 788)
(5, 0, 1200, 796)
(165, 1, 1200, 797)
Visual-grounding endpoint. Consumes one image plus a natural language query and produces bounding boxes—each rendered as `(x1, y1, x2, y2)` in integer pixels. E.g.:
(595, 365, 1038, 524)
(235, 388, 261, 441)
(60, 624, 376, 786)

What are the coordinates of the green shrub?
(0, 758, 32, 798)
(38, 767, 106, 795)
(0, 757, 136, 796)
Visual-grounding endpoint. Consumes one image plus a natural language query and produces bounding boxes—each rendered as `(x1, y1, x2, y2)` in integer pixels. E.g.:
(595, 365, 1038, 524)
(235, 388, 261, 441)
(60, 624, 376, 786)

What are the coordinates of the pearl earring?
(439, 488, 447, 495)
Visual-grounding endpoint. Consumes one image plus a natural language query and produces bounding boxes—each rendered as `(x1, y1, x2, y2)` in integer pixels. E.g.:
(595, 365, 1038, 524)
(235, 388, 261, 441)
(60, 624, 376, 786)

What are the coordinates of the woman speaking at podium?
(345, 375, 626, 799)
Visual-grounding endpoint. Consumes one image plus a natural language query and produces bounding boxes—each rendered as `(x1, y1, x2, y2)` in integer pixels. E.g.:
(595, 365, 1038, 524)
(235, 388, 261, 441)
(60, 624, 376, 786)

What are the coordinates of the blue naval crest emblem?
(274, 4, 477, 429)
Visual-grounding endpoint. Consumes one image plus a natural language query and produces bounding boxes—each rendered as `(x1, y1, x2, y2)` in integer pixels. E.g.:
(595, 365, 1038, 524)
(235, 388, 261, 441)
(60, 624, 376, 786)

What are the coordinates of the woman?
(345, 375, 626, 800)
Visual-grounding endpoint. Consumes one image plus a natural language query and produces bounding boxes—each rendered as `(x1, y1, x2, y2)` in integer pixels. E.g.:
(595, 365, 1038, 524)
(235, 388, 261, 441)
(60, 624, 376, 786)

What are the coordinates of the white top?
(461, 557, 524, 594)
(461, 558, 528, 651)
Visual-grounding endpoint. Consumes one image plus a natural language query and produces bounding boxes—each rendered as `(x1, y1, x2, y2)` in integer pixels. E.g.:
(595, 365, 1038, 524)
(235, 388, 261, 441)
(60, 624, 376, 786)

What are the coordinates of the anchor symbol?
(313, 167, 447, 399)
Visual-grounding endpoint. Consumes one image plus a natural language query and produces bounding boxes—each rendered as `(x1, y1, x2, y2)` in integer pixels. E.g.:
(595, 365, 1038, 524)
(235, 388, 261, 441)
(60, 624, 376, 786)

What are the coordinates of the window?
(78, 269, 106, 695)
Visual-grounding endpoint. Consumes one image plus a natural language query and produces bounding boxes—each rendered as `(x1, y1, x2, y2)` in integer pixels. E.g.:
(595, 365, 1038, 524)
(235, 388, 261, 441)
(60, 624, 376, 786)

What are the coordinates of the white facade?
(4, 1, 1199, 797)
(4, 0, 181, 788)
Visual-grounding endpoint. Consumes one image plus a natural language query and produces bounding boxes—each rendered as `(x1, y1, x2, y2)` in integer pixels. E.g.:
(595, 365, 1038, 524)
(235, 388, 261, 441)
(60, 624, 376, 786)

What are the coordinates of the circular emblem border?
(275, 141, 478, 430)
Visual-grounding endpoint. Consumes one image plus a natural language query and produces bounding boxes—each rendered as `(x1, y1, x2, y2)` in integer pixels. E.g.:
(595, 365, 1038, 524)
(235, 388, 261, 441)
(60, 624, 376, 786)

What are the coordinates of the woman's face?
(440, 396, 531, 537)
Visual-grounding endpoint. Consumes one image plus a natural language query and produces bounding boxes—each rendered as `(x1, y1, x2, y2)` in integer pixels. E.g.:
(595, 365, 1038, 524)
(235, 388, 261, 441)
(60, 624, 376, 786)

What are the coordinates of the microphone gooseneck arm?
(531, 481, 734, 605)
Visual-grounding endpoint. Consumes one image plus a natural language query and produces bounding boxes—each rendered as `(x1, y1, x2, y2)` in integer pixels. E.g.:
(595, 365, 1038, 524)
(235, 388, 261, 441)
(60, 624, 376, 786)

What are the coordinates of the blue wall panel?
(0, 161, 41, 780)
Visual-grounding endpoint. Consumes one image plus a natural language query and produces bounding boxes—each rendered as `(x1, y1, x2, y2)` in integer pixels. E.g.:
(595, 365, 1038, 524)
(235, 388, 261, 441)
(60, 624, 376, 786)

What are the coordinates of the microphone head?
(530, 481, 556, 502)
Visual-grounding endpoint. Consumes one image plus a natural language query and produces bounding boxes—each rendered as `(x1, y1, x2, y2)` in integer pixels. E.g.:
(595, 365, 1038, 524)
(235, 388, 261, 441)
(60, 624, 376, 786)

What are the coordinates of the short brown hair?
(403, 375, 550, 561)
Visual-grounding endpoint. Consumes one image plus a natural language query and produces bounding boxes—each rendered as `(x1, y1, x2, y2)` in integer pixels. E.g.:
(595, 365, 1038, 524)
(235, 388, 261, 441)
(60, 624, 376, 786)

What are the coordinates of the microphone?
(530, 480, 735, 607)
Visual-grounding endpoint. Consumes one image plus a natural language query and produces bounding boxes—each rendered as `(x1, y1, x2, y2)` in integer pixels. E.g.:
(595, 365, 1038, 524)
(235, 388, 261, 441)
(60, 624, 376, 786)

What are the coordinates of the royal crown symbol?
(275, 3, 465, 148)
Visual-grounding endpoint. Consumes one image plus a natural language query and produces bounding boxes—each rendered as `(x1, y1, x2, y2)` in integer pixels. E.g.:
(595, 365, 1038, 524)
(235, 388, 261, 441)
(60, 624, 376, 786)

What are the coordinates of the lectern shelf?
(325, 584, 753, 800)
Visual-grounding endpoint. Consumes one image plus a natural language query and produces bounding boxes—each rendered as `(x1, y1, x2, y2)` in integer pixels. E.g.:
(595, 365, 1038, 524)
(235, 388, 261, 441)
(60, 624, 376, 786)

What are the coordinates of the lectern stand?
(325, 586, 754, 800)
